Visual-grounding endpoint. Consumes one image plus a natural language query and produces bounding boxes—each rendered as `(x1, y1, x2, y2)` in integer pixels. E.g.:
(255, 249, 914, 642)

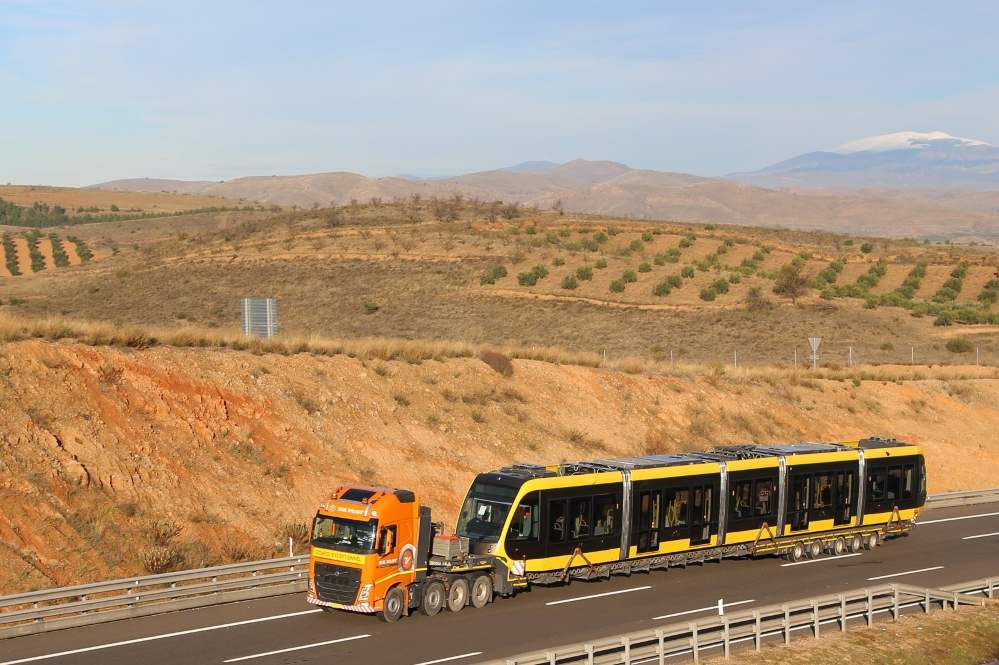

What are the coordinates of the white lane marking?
(413, 652, 484, 665)
(780, 553, 862, 567)
(222, 634, 371, 663)
(223, 634, 370, 662)
(918, 511, 999, 525)
(0, 610, 323, 665)
(652, 599, 754, 621)
(962, 531, 999, 540)
(546, 585, 652, 606)
(867, 565, 944, 581)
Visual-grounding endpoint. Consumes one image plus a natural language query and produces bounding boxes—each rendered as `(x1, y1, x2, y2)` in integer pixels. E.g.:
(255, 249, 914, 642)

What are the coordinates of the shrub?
(622, 269, 637, 283)
(745, 286, 772, 311)
(727, 273, 741, 284)
(607, 226, 620, 236)
(140, 546, 182, 574)
(561, 274, 578, 289)
(363, 302, 380, 314)
(595, 258, 608, 269)
(479, 350, 514, 376)
(3, 233, 20, 275)
(531, 264, 549, 279)
(711, 278, 729, 294)
(49, 234, 70, 267)
(653, 281, 671, 297)
(773, 261, 810, 304)
(558, 228, 571, 238)
(642, 231, 654, 242)
(148, 519, 181, 546)
(945, 337, 974, 353)
(525, 225, 537, 235)
(517, 271, 538, 286)
(880, 342, 894, 351)
(593, 231, 608, 244)
(479, 264, 508, 285)
(25, 232, 45, 272)
(681, 265, 695, 278)
(678, 234, 695, 249)
(576, 266, 593, 281)
(609, 279, 625, 293)
(67, 235, 93, 262)
(552, 256, 565, 266)
(653, 253, 666, 266)
(545, 231, 559, 244)
(638, 262, 652, 273)
(860, 242, 874, 253)
(666, 274, 682, 288)
(699, 287, 717, 301)
(629, 239, 643, 252)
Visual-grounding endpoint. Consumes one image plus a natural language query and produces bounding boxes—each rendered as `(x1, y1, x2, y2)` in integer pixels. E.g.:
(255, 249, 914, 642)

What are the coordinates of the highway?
(2, 502, 997, 665)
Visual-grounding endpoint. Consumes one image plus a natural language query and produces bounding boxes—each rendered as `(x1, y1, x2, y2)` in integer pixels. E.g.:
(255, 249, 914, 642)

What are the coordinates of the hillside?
(2, 202, 997, 365)
(90, 160, 999, 240)
(1, 333, 998, 593)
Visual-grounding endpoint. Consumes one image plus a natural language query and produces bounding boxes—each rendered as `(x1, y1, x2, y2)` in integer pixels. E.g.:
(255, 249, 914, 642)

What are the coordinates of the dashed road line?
(223, 634, 370, 662)
(546, 585, 652, 606)
(867, 565, 944, 581)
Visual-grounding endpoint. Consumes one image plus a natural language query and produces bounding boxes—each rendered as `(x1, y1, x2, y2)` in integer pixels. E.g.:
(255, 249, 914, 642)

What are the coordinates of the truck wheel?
(447, 578, 469, 613)
(806, 541, 822, 559)
(379, 587, 406, 623)
(419, 581, 445, 617)
(849, 534, 864, 553)
(865, 532, 879, 550)
(832, 537, 847, 556)
(470, 575, 493, 609)
(789, 541, 806, 562)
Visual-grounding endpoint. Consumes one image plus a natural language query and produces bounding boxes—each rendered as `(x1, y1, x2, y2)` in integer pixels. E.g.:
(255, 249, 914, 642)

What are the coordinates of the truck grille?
(314, 562, 361, 604)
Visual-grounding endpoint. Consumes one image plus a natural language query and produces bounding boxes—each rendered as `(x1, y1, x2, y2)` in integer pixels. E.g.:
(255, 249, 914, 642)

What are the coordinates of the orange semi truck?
(307, 438, 925, 622)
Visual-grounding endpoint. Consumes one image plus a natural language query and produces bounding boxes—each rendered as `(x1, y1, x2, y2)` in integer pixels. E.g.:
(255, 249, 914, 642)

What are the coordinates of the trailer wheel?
(447, 578, 469, 613)
(379, 586, 406, 623)
(849, 534, 864, 553)
(832, 537, 847, 556)
(806, 540, 822, 559)
(470, 575, 493, 609)
(419, 581, 445, 617)
(864, 532, 879, 550)
(789, 541, 806, 562)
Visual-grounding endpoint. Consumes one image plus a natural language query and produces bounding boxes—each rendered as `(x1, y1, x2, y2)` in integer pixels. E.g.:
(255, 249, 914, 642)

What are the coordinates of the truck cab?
(306, 485, 430, 621)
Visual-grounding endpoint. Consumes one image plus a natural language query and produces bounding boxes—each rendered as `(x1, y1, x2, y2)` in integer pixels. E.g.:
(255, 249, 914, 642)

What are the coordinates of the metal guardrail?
(924, 487, 999, 509)
(0, 488, 996, 640)
(484, 577, 997, 665)
(0, 556, 309, 639)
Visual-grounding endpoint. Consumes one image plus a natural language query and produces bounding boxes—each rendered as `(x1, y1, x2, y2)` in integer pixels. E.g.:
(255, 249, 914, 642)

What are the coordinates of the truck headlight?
(358, 584, 373, 602)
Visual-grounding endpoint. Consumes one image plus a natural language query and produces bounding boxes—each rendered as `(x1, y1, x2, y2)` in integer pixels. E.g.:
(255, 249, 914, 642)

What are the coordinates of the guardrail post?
(866, 590, 873, 627)
(812, 600, 819, 638)
(753, 610, 761, 651)
(990, 579, 996, 600)
(585, 643, 594, 665)
(892, 585, 899, 621)
(723, 618, 730, 658)
(952, 592, 959, 610)
(839, 594, 846, 632)
(655, 630, 664, 665)
(546, 651, 555, 665)
(924, 588, 930, 613)
(690, 623, 699, 664)
(783, 605, 790, 645)
(622, 636, 631, 665)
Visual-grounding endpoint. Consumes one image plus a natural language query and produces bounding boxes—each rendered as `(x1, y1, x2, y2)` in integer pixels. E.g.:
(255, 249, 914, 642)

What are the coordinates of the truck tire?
(849, 534, 864, 553)
(419, 581, 445, 617)
(806, 540, 822, 559)
(789, 541, 806, 562)
(865, 532, 879, 550)
(379, 586, 406, 623)
(447, 578, 469, 613)
(470, 575, 493, 609)
(832, 537, 847, 556)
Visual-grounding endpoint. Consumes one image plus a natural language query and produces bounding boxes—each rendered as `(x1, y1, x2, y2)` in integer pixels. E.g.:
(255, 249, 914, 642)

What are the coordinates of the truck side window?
(510, 492, 540, 541)
(378, 525, 397, 555)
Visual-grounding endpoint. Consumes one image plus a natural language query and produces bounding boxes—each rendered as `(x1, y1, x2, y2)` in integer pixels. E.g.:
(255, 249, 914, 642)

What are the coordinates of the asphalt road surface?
(2, 502, 997, 665)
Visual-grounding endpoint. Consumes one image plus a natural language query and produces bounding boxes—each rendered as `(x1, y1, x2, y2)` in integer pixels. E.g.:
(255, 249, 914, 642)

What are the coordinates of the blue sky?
(2, 1, 998, 185)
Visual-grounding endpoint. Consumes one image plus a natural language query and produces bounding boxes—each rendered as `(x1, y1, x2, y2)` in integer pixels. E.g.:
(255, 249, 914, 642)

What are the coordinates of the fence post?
(952, 591, 959, 611)
(892, 585, 899, 621)
(924, 588, 930, 614)
(783, 605, 790, 645)
(622, 636, 631, 665)
(585, 644, 594, 665)
(839, 594, 846, 632)
(754, 610, 761, 651)
(690, 623, 699, 664)
(813, 600, 820, 638)
(866, 590, 873, 627)
(723, 618, 730, 658)
(656, 629, 665, 665)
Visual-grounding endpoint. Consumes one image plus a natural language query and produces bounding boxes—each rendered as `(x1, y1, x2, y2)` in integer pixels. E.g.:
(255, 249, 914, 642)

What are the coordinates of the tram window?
(664, 489, 689, 527)
(754, 480, 774, 516)
(886, 467, 902, 501)
(639, 491, 661, 532)
(509, 493, 540, 541)
(694, 487, 713, 522)
(593, 495, 618, 536)
(837, 472, 853, 506)
(569, 497, 591, 539)
(869, 471, 887, 501)
(731, 481, 753, 520)
(902, 465, 915, 500)
(549, 500, 567, 543)
(812, 474, 832, 509)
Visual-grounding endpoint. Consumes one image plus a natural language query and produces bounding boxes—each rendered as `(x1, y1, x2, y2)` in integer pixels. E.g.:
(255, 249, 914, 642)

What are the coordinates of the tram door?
(833, 470, 854, 526)
(787, 474, 810, 531)
(689, 484, 714, 545)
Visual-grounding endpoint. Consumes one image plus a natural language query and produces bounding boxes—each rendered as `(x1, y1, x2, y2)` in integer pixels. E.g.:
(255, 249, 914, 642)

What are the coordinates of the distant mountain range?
(731, 131, 999, 190)
(91, 134, 999, 239)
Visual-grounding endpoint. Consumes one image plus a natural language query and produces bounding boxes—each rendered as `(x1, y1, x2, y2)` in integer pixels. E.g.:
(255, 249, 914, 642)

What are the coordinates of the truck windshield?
(456, 481, 519, 543)
(311, 514, 377, 554)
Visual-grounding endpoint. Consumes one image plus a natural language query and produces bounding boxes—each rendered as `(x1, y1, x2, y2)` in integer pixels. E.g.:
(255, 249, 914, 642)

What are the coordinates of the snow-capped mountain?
(732, 131, 999, 189)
